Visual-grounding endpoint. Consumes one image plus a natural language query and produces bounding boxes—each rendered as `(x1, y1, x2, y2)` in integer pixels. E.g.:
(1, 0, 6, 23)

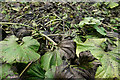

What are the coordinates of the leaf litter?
(0, 2, 120, 80)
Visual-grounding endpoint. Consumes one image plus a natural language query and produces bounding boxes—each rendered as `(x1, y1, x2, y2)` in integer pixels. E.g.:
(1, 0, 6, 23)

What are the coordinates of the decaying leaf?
(54, 50, 101, 79)
(75, 38, 120, 79)
(78, 50, 98, 64)
(58, 40, 77, 60)
(13, 27, 32, 41)
(54, 60, 100, 80)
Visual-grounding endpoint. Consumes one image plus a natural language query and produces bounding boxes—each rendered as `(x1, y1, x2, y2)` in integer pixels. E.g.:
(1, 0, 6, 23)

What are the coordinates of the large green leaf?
(0, 64, 16, 79)
(75, 38, 120, 78)
(0, 35, 40, 63)
(40, 50, 62, 71)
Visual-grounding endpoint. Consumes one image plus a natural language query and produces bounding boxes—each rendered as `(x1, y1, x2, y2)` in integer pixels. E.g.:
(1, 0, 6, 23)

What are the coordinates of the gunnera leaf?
(0, 35, 40, 63)
(40, 50, 62, 71)
(75, 38, 120, 79)
(0, 64, 17, 79)
(58, 40, 77, 60)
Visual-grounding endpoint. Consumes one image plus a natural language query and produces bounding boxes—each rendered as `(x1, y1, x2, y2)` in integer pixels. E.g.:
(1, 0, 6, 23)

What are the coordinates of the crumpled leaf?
(0, 35, 40, 63)
(75, 38, 120, 78)
(14, 27, 32, 40)
(40, 50, 62, 71)
(54, 60, 99, 80)
(24, 62, 45, 80)
(58, 40, 77, 60)
(0, 64, 16, 79)
(46, 50, 101, 79)
(78, 50, 98, 64)
(11, 3, 21, 11)
(12, 7, 21, 11)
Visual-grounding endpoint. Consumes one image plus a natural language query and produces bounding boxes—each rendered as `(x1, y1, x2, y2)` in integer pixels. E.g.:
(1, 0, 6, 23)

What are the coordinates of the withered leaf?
(54, 61, 94, 80)
(58, 40, 77, 60)
(79, 50, 97, 63)
(54, 51, 101, 80)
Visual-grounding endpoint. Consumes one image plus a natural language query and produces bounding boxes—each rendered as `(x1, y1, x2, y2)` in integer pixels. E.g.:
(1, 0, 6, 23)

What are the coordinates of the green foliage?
(75, 38, 120, 78)
(45, 66, 56, 78)
(105, 2, 119, 9)
(40, 50, 62, 71)
(26, 62, 45, 80)
(26, 50, 61, 79)
(1, 10, 7, 14)
(79, 17, 101, 28)
(0, 35, 40, 63)
(78, 17, 106, 36)
(1, 2, 120, 79)
(0, 64, 15, 79)
(94, 25, 106, 36)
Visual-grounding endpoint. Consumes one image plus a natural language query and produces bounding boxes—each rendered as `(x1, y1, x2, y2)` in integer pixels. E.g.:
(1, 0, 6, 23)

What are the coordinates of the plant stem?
(47, 34, 65, 36)
(19, 61, 32, 78)
(0, 22, 57, 45)
(102, 23, 118, 31)
(0, 22, 31, 28)
(53, 12, 61, 19)
(40, 32, 57, 45)
(44, 19, 62, 26)
(46, 21, 59, 27)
